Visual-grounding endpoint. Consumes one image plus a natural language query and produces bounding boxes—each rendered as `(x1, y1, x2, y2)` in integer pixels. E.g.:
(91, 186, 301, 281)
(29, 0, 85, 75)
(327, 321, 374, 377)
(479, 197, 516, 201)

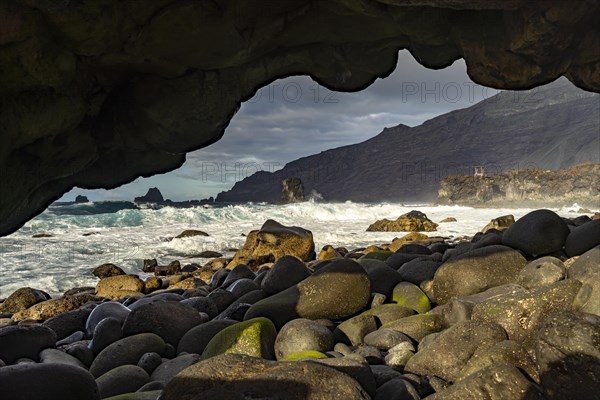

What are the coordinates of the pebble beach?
(0, 208, 599, 399)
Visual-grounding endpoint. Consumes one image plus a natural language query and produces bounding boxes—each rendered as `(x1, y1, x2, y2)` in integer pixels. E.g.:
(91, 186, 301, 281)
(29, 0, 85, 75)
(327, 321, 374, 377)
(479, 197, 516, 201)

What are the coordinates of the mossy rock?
(360, 250, 393, 261)
(392, 282, 431, 314)
(201, 317, 277, 360)
(280, 350, 328, 361)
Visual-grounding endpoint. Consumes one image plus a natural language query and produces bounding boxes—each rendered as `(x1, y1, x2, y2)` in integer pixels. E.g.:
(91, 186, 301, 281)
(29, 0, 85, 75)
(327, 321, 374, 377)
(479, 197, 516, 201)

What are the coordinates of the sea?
(0, 201, 591, 298)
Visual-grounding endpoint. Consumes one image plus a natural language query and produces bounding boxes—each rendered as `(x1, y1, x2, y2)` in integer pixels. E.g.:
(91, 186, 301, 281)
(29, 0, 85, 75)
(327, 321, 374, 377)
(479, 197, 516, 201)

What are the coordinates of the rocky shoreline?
(1, 209, 599, 399)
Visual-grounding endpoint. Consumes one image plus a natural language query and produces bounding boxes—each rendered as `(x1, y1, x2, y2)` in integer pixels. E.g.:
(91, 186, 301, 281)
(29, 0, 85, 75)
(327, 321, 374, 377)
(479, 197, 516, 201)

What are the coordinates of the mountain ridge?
(216, 78, 599, 203)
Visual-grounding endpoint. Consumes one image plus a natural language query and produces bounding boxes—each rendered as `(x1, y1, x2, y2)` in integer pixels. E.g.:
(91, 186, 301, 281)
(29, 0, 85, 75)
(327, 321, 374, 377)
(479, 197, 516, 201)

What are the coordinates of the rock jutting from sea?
(0, 209, 599, 399)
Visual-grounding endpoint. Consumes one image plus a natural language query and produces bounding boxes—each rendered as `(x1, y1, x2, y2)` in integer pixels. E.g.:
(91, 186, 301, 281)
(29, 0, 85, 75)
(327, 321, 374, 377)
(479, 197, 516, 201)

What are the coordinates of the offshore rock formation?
(1, 1, 600, 235)
(438, 163, 600, 207)
(134, 188, 164, 204)
(281, 178, 305, 203)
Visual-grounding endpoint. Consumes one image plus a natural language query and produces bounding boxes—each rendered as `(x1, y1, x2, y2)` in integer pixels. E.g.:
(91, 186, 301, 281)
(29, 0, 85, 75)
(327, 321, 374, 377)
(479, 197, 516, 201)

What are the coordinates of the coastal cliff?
(438, 163, 600, 208)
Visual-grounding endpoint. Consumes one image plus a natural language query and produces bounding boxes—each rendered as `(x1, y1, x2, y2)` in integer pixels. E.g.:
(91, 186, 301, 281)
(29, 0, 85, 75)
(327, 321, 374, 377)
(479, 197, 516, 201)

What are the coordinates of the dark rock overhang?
(1, 0, 599, 235)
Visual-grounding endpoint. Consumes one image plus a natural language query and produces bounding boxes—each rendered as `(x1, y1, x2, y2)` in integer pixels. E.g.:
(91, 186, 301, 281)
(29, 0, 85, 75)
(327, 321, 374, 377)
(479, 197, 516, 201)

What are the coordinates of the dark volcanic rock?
(162, 353, 370, 399)
(281, 177, 305, 203)
(122, 301, 204, 346)
(177, 319, 238, 355)
(404, 321, 507, 382)
(134, 188, 164, 203)
(96, 365, 150, 398)
(432, 245, 527, 305)
(43, 307, 92, 341)
(426, 362, 545, 400)
(502, 209, 570, 256)
(565, 219, 600, 257)
(0, 363, 100, 400)
(261, 255, 311, 295)
(536, 311, 600, 400)
(75, 195, 89, 203)
(89, 333, 165, 378)
(0, 324, 57, 364)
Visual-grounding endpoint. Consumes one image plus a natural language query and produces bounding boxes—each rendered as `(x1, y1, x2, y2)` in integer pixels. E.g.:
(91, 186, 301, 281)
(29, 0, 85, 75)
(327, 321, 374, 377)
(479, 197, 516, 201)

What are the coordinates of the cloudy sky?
(62, 50, 500, 201)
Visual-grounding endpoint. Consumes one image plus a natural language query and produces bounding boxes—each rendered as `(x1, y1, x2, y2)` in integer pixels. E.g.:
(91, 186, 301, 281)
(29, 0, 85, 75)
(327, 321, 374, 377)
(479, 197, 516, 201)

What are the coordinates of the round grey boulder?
(274, 318, 334, 360)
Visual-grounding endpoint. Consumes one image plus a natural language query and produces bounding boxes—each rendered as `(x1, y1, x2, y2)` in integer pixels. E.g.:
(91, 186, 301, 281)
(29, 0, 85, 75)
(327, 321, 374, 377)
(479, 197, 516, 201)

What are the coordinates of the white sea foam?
(0, 202, 593, 298)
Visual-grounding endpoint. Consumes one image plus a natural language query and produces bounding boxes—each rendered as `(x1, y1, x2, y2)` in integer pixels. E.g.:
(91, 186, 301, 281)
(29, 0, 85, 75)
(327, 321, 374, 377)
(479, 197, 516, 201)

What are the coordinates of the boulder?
(364, 328, 412, 351)
(358, 259, 403, 298)
(89, 333, 165, 378)
(382, 314, 444, 342)
(457, 340, 539, 382)
(95, 275, 145, 300)
(392, 282, 431, 314)
(228, 220, 315, 269)
(89, 317, 123, 354)
(92, 263, 125, 279)
(0, 363, 100, 400)
(388, 232, 429, 252)
(502, 209, 570, 256)
(404, 321, 507, 382)
(367, 210, 438, 232)
(245, 258, 370, 329)
(565, 219, 600, 257)
(161, 353, 370, 400)
(472, 279, 582, 346)
(11, 293, 99, 321)
(150, 353, 201, 383)
(180, 296, 218, 319)
(308, 357, 377, 398)
(432, 245, 527, 305)
(261, 256, 311, 294)
(0, 287, 49, 313)
(334, 314, 378, 346)
(75, 195, 89, 203)
(517, 256, 566, 289)
(397, 259, 441, 285)
(426, 362, 545, 400)
(536, 311, 600, 399)
(122, 301, 204, 346)
(177, 319, 238, 355)
(39, 348, 88, 369)
(85, 301, 131, 336)
(374, 378, 421, 400)
(43, 307, 92, 340)
(96, 365, 150, 399)
(362, 304, 415, 325)
(481, 215, 515, 233)
(281, 177, 305, 202)
(201, 317, 277, 360)
(175, 229, 209, 239)
(222, 263, 256, 286)
(275, 318, 334, 360)
(0, 324, 57, 364)
(318, 245, 342, 260)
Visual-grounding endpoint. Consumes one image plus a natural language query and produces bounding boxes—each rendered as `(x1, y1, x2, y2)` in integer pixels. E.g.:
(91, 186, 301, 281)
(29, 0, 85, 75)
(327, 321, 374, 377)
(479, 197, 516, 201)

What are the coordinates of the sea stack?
(134, 188, 164, 203)
(281, 178, 305, 203)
